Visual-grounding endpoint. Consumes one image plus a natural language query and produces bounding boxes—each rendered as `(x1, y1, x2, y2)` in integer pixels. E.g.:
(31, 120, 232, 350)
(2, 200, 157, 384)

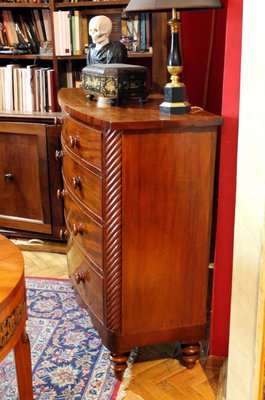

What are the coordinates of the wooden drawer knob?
(59, 229, 68, 240)
(4, 173, 14, 182)
(56, 189, 66, 200)
(55, 150, 63, 161)
(75, 271, 85, 284)
(72, 176, 81, 189)
(69, 135, 80, 148)
(73, 223, 84, 236)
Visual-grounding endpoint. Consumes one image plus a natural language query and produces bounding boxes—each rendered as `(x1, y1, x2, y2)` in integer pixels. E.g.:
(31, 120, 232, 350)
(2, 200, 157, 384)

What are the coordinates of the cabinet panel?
(0, 122, 52, 234)
(121, 129, 216, 335)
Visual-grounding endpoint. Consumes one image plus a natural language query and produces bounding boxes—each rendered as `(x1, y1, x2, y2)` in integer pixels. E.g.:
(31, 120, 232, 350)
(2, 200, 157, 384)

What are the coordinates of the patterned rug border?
(25, 276, 70, 281)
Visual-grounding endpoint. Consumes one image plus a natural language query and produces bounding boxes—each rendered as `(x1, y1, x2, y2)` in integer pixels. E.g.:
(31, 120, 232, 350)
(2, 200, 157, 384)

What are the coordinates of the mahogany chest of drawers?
(58, 88, 222, 378)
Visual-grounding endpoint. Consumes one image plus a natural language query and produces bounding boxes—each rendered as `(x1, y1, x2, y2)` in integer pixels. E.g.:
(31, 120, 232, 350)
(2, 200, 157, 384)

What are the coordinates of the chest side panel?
(121, 127, 217, 338)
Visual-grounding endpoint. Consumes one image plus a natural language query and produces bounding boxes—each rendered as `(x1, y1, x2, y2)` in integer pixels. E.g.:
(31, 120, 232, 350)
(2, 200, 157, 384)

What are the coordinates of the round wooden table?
(0, 235, 33, 399)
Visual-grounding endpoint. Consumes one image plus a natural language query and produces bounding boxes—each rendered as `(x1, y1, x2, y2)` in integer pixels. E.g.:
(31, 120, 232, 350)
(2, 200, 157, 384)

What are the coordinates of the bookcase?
(0, 1, 168, 239)
(0, 1, 168, 112)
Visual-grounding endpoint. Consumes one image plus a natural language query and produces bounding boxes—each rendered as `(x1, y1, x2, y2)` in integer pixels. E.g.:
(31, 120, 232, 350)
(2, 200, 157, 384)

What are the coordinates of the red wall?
(181, 6, 227, 114)
(181, 0, 242, 356)
(210, 0, 242, 356)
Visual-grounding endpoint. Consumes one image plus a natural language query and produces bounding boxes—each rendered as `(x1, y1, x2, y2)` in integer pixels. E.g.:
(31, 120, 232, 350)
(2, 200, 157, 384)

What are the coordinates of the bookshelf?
(0, 0, 167, 239)
(0, 0, 168, 113)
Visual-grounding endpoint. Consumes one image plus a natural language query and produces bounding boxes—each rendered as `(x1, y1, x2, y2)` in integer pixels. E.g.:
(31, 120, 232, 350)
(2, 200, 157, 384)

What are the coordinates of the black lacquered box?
(82, 63, 149, 104)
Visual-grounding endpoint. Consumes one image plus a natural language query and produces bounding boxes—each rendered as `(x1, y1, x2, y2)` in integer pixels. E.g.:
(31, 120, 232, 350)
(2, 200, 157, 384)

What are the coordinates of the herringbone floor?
(21, 248, 226, 399)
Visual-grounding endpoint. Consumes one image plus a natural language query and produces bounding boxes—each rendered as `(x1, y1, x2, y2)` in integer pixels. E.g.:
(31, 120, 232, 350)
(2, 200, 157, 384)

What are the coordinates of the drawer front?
(67, 237, 104, 323)
(64, 193, 103, 271)
(62, 151, 102, 219)
(62, 116, 102, 172)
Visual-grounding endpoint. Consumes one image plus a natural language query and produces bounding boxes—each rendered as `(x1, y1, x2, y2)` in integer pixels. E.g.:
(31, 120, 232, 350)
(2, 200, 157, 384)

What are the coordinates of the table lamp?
(125, 0, 222, 115)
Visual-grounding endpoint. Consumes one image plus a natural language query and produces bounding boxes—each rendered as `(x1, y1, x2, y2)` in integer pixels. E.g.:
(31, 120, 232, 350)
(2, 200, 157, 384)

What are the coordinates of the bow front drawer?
(62, 149, 103, 219)
(64, 191, 103, 272)
(62, 116, 102, 172)
(67, 238, 104, 323)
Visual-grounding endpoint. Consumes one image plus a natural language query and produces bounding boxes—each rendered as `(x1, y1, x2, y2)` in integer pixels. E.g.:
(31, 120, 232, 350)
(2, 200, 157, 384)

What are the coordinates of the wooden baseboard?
(11, 238, 67, 254)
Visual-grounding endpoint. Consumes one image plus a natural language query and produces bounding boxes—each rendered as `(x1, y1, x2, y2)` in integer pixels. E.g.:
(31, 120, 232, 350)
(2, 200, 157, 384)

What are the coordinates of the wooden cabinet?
(59, 88, 222, 377)
(0, 116, 64, 240)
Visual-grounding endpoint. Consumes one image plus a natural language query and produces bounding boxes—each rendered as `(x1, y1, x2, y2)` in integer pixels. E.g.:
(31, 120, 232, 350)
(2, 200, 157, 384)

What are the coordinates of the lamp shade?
(125, 0, 222, 12)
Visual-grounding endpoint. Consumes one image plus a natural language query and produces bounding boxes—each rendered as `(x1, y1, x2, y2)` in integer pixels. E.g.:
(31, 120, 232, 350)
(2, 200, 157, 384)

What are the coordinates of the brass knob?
(72, 176, 81, 189)
(69, 135, 80, 148)
(75, 271, 85, 284)
(55, 150, 63, 161)
(59, 229, 68, 240)
(73, 223, 84, 236)
(56, 189, 66, 200)
(4, 173, 14, 182)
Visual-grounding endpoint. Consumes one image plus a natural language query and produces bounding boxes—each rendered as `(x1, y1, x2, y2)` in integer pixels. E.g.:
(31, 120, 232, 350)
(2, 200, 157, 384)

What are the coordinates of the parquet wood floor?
(21, 249, 226, 399)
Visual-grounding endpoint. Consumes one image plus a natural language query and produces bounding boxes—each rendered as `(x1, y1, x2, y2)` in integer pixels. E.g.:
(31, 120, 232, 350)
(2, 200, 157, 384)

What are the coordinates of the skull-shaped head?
(89, 16, 113, 49)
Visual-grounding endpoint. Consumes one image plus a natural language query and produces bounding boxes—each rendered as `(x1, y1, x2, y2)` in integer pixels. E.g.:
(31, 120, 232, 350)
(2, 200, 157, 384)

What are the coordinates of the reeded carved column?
(104, 129, 122, 332)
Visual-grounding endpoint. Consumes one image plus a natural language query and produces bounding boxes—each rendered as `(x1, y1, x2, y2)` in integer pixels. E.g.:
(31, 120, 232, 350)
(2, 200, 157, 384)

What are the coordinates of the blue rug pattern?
(0, 278, 117, 399)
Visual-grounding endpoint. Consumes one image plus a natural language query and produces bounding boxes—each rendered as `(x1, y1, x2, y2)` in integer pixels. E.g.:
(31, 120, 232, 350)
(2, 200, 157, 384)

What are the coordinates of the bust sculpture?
(87, 15, 127, 65)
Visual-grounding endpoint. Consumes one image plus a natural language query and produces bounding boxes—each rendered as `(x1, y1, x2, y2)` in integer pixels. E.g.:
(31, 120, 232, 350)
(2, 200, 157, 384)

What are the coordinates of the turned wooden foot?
(180, 342, 200, 369)
(109, 353, 130, 381)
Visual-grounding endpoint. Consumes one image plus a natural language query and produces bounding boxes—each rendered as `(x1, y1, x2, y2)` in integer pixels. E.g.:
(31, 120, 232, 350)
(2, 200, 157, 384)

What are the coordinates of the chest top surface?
(58, 88, 223, 131)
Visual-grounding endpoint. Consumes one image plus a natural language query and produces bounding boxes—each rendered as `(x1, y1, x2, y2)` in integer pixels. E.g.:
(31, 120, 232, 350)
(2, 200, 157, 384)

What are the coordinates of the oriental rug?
(0, 278, 120, 400)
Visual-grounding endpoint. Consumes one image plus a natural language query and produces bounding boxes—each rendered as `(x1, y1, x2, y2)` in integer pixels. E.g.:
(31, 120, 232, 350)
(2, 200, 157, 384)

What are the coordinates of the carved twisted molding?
(104, 129, 122, 332)
(0, 300, 25, 348)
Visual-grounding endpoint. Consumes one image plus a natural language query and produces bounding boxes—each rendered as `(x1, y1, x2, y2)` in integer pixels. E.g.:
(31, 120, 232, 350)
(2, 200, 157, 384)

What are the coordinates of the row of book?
(0, 10, 52, 53)
(53, 10, 87, 56)
(122, 12, 151, 52)
(0, 64, 55, 112)
(53, 11, 152, 57)
(59, 60, 82, 88)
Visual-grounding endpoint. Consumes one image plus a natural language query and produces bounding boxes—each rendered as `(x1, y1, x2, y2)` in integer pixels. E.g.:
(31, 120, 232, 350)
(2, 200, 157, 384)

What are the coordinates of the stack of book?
(0, 64, 55, 113)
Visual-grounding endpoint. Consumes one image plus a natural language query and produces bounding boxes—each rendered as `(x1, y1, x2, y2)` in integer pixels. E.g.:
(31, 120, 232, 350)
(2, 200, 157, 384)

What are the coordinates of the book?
(13, 66, 19, 111)
(63, 11, 72, 55)
(26, 65, 37, 112)
(73, 10, 81, 55)
(17, 68, 24, 112)
(41, 67, 50, 112)
(33, 9, 46, 43)
(12, 13, 28, 45)
(81, 14, 89, 53)
(4, 11, 19, 45)
(22, 13, 39, 54)
(2, 10, 14, 46)
(4, 64, 19, 111)
(21, 68, 28, 112)
(70, 10, 75, 55)
(41, 9, 52, 42)
(0, 67, 5, 110)
(53, 11, 72, 56)
(47, 69, 55, 112)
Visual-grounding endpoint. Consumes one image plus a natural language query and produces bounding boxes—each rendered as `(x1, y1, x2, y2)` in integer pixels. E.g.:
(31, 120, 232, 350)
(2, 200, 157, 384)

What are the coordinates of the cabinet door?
(0, 122, 52, 234)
